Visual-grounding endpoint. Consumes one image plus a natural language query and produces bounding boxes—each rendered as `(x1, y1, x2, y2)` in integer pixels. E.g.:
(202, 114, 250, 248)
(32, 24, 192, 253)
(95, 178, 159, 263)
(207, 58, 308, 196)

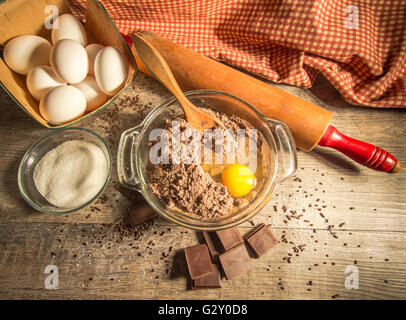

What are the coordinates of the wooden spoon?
(132, 33, 224, 130)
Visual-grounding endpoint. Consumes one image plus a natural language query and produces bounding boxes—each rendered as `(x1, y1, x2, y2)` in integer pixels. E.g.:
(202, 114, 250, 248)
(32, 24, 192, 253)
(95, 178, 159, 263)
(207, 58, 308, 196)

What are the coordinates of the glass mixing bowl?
(118, 90, 297, 230)
(18, 127, 112, 214)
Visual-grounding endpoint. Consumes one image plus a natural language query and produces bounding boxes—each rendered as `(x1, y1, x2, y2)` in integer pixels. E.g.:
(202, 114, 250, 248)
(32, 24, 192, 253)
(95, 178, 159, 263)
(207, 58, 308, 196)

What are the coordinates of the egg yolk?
(221, 164, 256, 197)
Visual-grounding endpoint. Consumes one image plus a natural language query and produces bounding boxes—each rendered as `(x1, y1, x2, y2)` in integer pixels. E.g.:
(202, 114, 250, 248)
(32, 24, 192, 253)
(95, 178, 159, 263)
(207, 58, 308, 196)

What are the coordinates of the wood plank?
(0, 222, 404, 299)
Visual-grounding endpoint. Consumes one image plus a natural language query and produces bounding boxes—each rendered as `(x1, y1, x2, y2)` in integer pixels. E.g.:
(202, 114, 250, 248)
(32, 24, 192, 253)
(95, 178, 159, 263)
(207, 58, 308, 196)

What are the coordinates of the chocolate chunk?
(244, 223, 278, 257)
(215, 227, 244, 252)
(202, 231, 221, 263)
(127, 201, 158, 227)
(191, 264, 221, 290)
(184, 244, 214, 279)
(115, 183, 144, 204)
(219, 243, 252, 280)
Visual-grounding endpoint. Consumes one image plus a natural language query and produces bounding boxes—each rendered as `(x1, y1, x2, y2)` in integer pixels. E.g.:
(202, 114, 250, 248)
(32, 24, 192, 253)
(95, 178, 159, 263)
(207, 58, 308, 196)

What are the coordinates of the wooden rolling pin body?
(130, 31, 332, 152)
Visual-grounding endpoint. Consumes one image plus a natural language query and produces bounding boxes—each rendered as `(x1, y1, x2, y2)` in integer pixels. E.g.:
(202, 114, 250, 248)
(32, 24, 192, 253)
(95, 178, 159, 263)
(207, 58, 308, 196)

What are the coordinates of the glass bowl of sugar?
(18, 127, 112, 214)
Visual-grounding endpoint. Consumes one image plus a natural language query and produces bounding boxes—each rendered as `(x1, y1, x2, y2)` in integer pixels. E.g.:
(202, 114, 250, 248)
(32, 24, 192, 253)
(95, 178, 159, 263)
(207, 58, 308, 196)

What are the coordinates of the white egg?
(39, 85, 86, 125)
(50, 39, 88, 84)
(85, 43, 104, 76)
(52, 14, 87, 46)
(26, 66, 66, 101)
(4, 35, 52, 75)
(94, 46, 128, 96)
(73, 76, 106, 112)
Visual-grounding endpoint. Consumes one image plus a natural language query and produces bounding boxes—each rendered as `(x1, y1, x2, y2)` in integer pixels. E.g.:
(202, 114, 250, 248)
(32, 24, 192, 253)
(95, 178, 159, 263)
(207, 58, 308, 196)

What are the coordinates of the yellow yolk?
(221, 164, 256, 197)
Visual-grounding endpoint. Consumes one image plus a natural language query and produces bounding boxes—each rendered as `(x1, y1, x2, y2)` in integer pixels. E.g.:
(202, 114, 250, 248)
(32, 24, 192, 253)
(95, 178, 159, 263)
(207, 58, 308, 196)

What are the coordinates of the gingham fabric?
(70, 0, 406, 108)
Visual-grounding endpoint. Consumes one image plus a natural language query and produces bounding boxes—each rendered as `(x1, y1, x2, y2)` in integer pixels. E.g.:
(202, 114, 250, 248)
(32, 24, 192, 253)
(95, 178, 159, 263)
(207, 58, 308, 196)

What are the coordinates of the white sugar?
(33, 140, 108, 208)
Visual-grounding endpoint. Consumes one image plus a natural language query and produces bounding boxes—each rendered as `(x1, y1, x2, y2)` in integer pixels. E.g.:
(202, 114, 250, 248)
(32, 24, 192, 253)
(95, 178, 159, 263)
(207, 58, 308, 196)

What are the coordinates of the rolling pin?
(123, 32, 401, 173)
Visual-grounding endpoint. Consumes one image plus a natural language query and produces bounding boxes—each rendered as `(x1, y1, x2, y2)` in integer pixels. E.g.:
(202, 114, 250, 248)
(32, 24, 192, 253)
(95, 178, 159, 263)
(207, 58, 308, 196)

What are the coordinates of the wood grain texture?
(0, 72, 405, 300)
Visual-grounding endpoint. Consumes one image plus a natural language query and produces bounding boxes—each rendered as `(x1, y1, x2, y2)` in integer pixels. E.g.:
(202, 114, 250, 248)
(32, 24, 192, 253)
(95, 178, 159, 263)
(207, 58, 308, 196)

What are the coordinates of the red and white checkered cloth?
(71, 0, 406, 108)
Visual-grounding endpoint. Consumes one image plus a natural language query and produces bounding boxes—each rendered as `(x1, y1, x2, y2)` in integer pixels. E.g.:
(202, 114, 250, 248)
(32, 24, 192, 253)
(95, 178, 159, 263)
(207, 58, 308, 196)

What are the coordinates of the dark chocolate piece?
(192, 264, 221, 290)
(115, 183, 144, 204)
(202, 231, 221, 263)
(219, 243, 252, 280)
(127, 201, 158, 227)
(184, 244, 214, 279)
(215, 227, 244, 252)
(244, 223, 278, 257)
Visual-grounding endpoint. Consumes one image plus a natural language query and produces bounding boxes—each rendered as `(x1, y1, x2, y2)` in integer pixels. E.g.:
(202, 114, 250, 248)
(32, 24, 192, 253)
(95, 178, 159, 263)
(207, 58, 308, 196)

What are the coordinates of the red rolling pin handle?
(318, 125, 401, 173)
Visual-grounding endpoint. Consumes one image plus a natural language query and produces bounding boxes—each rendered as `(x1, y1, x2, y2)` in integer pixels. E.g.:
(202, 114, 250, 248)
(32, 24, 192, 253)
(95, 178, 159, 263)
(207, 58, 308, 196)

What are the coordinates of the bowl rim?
(18, 127, 112, 214)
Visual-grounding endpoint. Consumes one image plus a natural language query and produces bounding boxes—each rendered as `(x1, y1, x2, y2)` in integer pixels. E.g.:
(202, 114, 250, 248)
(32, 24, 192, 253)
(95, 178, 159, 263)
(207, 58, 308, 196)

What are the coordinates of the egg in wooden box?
(26, 66, 66, 101)
(94, 46, 129, 96)
(52, 13, 88, 46)
(3, 35, 52, 75)
(50, 39, 89, 84)
(86, 43, 104, 76)
(74, 76, 107, 112)
(40, 85, 86, 125)
(0, 0, 137, 129)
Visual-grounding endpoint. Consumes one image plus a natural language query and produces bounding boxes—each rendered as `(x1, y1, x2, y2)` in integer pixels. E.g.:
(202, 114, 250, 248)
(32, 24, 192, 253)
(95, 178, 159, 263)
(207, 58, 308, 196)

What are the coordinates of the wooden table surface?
(0, 71, 405, 300)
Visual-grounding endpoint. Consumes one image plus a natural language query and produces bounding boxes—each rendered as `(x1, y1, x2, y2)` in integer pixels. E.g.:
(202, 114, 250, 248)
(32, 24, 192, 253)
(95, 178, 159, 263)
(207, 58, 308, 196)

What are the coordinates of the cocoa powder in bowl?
(146, 110, 265, 220)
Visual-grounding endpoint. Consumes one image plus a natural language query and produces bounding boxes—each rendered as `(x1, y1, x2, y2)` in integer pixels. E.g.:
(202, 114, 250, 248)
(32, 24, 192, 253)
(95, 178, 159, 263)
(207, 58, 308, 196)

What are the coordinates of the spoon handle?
(132, 33, 184, 101)
(132, 33, 220, 130)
